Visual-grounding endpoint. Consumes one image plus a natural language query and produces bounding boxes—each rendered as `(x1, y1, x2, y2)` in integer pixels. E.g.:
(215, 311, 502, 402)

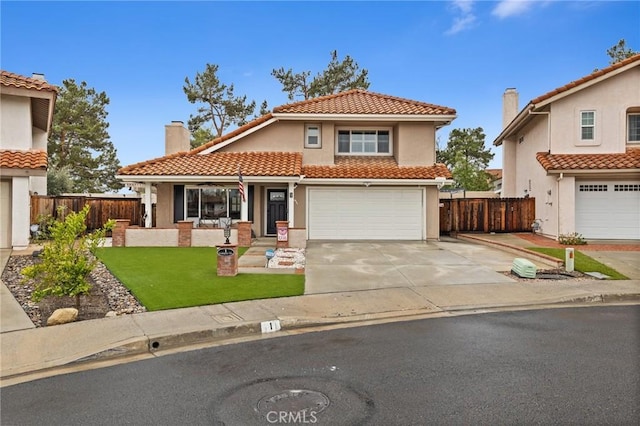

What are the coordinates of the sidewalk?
(2, 239, 639, 383)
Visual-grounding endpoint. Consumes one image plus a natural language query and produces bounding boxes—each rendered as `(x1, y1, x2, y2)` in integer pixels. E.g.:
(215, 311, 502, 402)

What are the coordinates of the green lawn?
(95, 247, 305, 311)
(527, 247, 628, 280)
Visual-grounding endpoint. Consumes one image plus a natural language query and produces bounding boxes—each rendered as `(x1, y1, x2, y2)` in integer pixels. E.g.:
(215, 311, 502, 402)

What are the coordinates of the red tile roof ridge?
(190, 113, 274, 154)
(0, 70, 58, 93)
(272, 89, 456, 115)
(532, 54, 640, 105)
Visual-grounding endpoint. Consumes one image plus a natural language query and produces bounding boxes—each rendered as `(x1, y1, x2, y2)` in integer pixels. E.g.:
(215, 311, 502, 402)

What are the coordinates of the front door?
(266, 189, 287, 235)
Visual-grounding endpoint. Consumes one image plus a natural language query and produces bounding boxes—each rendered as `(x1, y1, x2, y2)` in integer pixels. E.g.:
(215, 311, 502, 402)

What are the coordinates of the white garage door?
(308, 188, 423, 240)
(575, 181, 640, 239)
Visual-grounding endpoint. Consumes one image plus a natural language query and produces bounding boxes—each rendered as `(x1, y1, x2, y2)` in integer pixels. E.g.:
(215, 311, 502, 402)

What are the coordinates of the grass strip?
(527, 247, 628, 280)
(95, 247, 304, 310)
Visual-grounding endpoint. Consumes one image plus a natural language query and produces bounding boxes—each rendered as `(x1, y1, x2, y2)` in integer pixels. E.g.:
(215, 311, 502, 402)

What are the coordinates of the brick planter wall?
(216, 244, 238, 276)
(237, 221, 252, 247)
(112, 219, 130, 247)
(276, 220, 289, 249)
(177, 220, 194, 247)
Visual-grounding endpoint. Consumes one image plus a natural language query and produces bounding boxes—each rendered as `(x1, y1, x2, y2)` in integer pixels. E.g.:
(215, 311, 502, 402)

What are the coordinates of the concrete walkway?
(0, 248, 35, 333)
(1, 237, 639, 384)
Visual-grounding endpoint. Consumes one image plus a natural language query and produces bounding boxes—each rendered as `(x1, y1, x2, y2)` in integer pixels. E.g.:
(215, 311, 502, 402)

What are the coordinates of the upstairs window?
(580, 111, 595, 140)
(305, 124, 321, 148)
(628, 110, 640, 143)
(337, 129, 391, 154)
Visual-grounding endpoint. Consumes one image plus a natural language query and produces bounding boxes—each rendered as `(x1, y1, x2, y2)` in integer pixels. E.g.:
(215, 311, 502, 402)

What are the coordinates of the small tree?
(607, 39, 638, 64)
(22, 205, 114, 309)
(437, 127, 494, 192)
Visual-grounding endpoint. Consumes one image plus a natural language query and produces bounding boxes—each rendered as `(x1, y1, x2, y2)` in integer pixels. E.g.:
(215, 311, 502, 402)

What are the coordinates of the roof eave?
(300, 178, 454, 186)
(116, 175, 300, 183)
(544, 168, 640, 176)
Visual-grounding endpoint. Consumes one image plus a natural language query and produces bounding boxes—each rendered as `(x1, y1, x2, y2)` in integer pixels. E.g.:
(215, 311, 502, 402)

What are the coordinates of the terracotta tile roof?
(486, 168, 502, 179)
(536, 149, 640, 171)
(118, 151, 302, 176)
(0, 149, 48, 170)
(273, 89, 456, 116)
(532, 54, 640, 105)
(0, 70, 58, 93)
(302, 156, 452, 179)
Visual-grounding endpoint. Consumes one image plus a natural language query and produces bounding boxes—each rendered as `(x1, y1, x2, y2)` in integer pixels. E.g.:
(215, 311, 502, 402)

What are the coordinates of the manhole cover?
(257, 389, 330, 417)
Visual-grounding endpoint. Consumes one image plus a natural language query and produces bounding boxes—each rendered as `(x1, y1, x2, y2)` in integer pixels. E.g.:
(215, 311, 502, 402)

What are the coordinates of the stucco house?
(0, 71, 57, 249)
(494, 55, 640, 240)
(117, 90, 456, 241)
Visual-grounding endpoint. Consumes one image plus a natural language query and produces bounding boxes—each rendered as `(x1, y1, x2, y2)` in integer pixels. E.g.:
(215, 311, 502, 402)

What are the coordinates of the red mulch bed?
(514, 233, 640, 251)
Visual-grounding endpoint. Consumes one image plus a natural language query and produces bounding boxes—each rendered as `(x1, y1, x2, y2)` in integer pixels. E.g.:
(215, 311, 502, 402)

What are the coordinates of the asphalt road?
(2, 306, 639, 425)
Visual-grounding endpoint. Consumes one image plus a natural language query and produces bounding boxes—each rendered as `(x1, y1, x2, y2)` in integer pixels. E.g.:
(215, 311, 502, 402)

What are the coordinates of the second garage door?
(308, 187, 423, 240)
(575, 181, 640, 239)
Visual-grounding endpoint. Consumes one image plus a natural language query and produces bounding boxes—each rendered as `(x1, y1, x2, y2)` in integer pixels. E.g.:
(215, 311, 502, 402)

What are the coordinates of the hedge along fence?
(30, 195, 152, 230)
(440, 197, 536, 234)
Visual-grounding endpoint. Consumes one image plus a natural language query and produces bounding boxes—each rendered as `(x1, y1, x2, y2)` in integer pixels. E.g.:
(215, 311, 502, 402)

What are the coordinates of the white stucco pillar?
(11, 177, 30, 250)
(288, 181, 295, 227)
(241, 182, 249, 221)
(144, 182, 152, 228)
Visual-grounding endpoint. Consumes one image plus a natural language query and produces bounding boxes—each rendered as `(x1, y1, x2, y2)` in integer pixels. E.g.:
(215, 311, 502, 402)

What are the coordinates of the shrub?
(558, 232, 587, 245)
(22, 205, 115, 308)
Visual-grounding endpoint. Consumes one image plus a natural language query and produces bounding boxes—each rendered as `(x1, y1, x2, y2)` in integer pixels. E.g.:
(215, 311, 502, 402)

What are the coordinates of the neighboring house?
(486, 168, 503, 193)
(117, 90, 456, 240)
(494, 54, 640, 240)
(0, 71, 57, 249)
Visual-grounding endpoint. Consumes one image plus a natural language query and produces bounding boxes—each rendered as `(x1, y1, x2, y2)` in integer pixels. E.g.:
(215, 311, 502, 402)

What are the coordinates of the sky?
(2, 1, 639, 174)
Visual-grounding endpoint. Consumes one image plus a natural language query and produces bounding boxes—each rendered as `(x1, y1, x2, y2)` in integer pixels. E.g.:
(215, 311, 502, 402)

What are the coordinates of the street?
(2, 306, 638, 425)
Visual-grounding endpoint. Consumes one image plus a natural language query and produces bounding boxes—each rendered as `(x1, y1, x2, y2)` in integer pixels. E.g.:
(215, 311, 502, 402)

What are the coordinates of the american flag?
(238, 166, 246, 202)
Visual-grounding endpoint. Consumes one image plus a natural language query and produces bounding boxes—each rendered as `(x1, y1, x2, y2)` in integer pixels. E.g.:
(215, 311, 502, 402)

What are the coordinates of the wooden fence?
(30, 195, 152, 230)
(440, 197, 535, 234)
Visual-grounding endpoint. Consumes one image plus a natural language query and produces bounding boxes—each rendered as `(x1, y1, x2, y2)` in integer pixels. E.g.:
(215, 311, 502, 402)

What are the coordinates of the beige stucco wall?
(125, 228, 179, 246)
(293, 185, 306, 230)
(425, 186, 440, 240)
(192, 228, 237, 246)
(550, 68, 639, 153)
(156, 183, 174, 228)
(395, 122, 435, 166)
(0, 95, 32, 150)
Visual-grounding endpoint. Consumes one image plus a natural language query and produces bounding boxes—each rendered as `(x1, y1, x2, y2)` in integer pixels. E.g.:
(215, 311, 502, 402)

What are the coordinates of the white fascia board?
(273, 113, 457, 123)
(0, 168, 46, 177)
(300, 178, 454, 186)
(116, 175, 299, 184)
(492, 103, 534, 146)
(197, 117, 278, 154)
(545, 169, 640, 177)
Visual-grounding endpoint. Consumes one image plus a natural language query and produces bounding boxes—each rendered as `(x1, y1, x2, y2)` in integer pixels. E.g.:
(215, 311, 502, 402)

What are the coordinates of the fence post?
(112, 219, 130, 247)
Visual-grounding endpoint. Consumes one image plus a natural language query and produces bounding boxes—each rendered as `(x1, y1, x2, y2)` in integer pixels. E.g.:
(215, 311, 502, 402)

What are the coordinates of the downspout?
(556, 172, 563, 239)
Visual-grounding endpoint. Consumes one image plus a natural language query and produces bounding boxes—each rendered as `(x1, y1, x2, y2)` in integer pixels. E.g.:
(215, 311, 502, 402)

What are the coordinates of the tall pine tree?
(48, 79, 122, 193)
(437, 127, 494, 191)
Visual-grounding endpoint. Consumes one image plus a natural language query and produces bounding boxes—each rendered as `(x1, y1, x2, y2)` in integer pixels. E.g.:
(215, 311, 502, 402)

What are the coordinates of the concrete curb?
(457, 234, 564, 268)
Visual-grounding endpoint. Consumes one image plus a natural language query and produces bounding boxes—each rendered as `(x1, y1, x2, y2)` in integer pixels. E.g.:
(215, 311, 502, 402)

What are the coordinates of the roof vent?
(31, 73, 46, 81)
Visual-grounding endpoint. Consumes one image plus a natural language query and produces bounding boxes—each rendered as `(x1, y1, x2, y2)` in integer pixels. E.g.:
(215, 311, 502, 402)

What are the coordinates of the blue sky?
(2, 1, 639, 172)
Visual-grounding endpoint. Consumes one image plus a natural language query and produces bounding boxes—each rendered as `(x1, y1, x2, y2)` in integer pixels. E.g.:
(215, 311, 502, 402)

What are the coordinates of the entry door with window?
(267, 189, 287, 235)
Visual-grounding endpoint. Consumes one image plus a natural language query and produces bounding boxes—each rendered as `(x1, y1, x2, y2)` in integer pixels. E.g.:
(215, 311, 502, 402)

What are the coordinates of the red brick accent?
(276, 221, 289, 249)
(177, 220, 193, 247)
(216, 244, 238, 277)
(237, 221, 253, 247)
(112, 219, 130, 247)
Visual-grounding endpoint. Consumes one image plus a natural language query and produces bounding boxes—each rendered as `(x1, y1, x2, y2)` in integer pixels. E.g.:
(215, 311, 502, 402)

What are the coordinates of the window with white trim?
(580, 111, 595, 140)
(336, 129, 391, 154)
(186, 187, 241, 220)
(627, 111, 640, 143)
(305, 124, 321, 148)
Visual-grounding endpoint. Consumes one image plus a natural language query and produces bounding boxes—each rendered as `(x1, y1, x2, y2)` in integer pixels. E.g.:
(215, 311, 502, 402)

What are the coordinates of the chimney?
(502, 88, 519, 128)
(165, 121, 190, 155)
(31, 73, 46, 81)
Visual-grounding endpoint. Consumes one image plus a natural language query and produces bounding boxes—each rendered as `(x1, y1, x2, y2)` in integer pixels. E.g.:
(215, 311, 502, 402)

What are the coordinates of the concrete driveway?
(304, 239, 548, 294)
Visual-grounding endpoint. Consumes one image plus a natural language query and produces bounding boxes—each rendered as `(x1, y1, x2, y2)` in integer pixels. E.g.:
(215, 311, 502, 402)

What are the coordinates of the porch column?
(287, 181, 295, 227)
(241, 181, 249, 221)
(144, 182, 152, 228)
